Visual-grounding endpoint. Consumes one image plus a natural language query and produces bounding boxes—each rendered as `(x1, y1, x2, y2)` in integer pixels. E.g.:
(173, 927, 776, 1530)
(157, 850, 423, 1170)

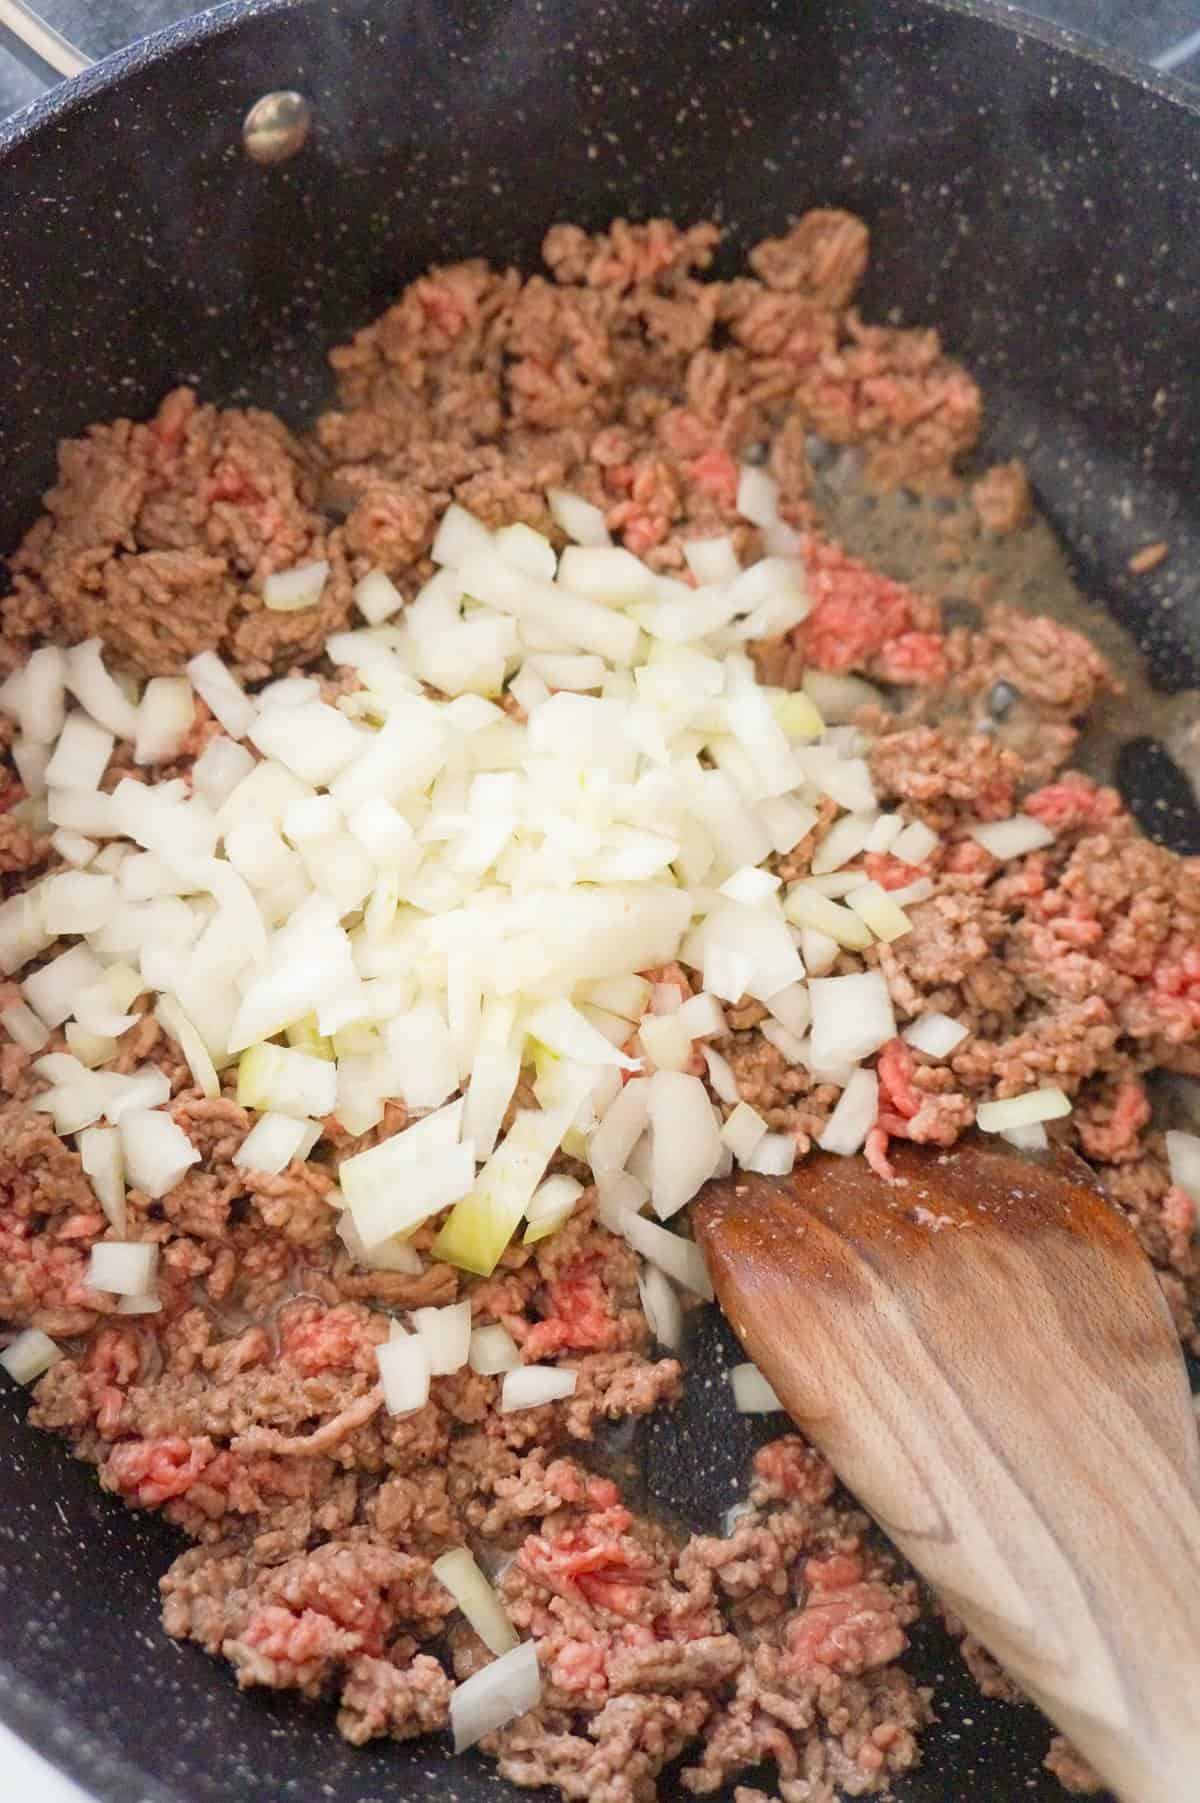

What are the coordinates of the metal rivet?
(243, 91, 312, 165)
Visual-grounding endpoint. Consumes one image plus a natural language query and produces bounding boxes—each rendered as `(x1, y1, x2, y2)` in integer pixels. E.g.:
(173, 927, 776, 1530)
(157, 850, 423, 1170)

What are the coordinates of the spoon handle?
(705, 1190, 1200, 1802)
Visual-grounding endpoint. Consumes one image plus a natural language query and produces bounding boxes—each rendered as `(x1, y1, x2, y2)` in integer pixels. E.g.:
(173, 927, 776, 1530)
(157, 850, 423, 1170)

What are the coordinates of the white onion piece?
(500, 1365, 578, 1413)
(720, 1101, 768, 1164)
(51, 828, 98, 868)
(413, 1300, 472, 1375)
(891, 819, 939, 865)
(594, 1169, 649, 1233)
(730, 1362, 783, 1413)
(808, 971, 896, 1069)
(250, 699, 361, 787)
(638, 1011, 692, 1073)
(116, 1294, 163, 1316)
(784, 886, 873, 951)
(719, 865, 781, 906)
(354, 567, 404, 625)
(976, 1088, 1072, 1132)
(638, 1262, 683, 1350)
(676, 992, 726, 1039)
(469, 1323, 521, 1376)
(104, 1066, 172, 1123)
(811, 812, 877, 876)
(648, 1070, 723, 1219)
(759, 1020, 806, 1065)
(969, 816, 1056, 859)
(1, 1000, 50, 1051)
(527, 997, 640, 1072)
(1001, 1121, 1050, 1152)
(156, 990, 227, 1095)
(42, 870, 114, 935)
(45, 713, 114, 791)
(1, 1328, 63, 1385)
(237, 1043, 337, 1119)
(864, 813, 902, 854)
(335, 1211, 422, 1274)
(801, 668, 880, 724)
(64, 641, 139, 738)
(588, 1077, 650, 1178)
(879, 882, 930, 918)
(119, 1110, 200, 1199)
(15, 647, 67, 744)
(701, 1045, 740, 1106)
(46, 787, 119, 837)
(184, 652, 256, 741)
(376, 1333, 431, 1416)
(622, 1212, 713, 1300)
(86, 1241, 158, 1297)
(818, 1068, 879, 1156)
(450, 1639, 541, 1754)
(433, 1546, 519, 1656)
(13, 738, 51, 799)
(431, 502, 493, 568)
(744, 1132, 796, 1176)
(23, 944, 105, 1028)
(263, 559, 329, 612)
(684, 537, 740, 585)
(1167, 1129, 1200, 1203)
(134, 677, 194, 765)
(766, 982, 811, 1037)
(735, 464, 780, 528)
(903, 1012, 969, 1058)
(757, 795, 819, 857)
(547, 487, 611, 548)
(495, 523, 557, 581)
(233, 1113, 308, 1175)
(524, 1173, 584, 1244)
(845, 882, 912, 944)
(65, 1024, 117, 1068)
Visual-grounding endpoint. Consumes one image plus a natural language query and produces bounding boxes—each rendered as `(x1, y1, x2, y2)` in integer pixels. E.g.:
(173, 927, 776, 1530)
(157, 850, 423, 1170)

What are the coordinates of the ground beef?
(2, 209, 1196, 1803)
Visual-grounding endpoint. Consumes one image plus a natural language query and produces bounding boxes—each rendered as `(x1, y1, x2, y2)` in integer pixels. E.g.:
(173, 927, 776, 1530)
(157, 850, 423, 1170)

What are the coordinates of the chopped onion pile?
(0, 495, 982, 1331)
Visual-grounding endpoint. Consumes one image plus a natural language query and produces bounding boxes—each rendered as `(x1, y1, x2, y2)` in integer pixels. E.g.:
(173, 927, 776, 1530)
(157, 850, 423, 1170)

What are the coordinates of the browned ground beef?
(2, 211, 1193, 1800)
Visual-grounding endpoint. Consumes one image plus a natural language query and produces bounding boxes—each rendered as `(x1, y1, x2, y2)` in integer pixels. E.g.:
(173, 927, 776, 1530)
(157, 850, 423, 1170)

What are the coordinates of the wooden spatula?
(692, 1137, 1200, 1803)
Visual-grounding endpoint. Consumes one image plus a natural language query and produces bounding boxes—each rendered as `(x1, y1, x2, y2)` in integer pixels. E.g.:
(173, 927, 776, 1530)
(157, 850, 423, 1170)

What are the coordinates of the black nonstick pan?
(0, 2, 1198, 1799)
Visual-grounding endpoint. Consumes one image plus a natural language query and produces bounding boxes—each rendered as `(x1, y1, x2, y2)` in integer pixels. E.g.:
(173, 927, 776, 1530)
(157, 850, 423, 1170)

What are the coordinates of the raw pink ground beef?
(1, 211, 1193, 1800)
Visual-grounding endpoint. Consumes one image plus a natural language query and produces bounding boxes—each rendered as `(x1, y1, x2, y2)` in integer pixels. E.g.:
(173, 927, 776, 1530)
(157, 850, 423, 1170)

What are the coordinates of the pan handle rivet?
(242, 90, 312, 165)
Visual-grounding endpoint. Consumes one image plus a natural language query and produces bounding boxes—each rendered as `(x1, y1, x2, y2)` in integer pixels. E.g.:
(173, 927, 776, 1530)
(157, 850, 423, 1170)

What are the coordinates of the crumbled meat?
(1, 208, 1194, 1803)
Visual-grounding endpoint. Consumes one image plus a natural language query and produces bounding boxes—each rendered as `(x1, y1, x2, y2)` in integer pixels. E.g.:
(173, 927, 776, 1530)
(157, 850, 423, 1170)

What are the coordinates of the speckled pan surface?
(0, 3, 1198, 1799)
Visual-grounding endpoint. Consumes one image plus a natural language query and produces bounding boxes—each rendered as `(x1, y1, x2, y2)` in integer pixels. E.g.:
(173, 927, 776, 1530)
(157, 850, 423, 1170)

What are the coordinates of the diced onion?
(156, 994, 220, 1099)
(969, 816, 1056, 859)
(354, 568, 404, 625)
(801, 668, 880, 724)
(86, 1241, 158, 1297)
(433, 1546, 519, 1655)
(1166, 1129, 1200, 1204)
(547, 488, 611, 548)
(844, 882, 912, 944)
(263, 559, 329, 611)
(676, 992, 726, 1039)
(524, 1173, 583, 1244)
(891, 819, 939, 865)
(413, 1300, 472, 1375)
(701, 1045, 740, 1105)
(744, 1133, 796, 1176)
(1001, 1121, 1049, 1152)
(811, 812, 877, 876)
(976, 1088, 1072, 1132)
(1, 1000, 50, 1051)
(903, 1012, 969, 1058)
(134, 677, 194, 766)
(784, 886, 873, 952)
(500, 1365, 578, 1412)
(638, 1011, 692, 1073)
(1, 1328, 63, 1385)
(23, 945, 106, 1028)
(730, 1362, 783, 1413)
(720, 1101, 768, 1165)
(469, 1323, 521, 1376)
(450, 1638, 541, 1754)
(818, 1068, 879, 1156)
(648, 1070, 723, 1219)
(118, 1110, 200, 1199)
(64, 640, 139, 739)
(622, 1212, 713, 1300)
(808, 971, 896, 1069)
(185, 651, 257, 741)
(237, 1043, 338, 1120)
(45, 713, 114, 791)
(233, 1113, 309, 1175)
(377, 1333, 432, 1416)
(638, 1262, 683, 1350)
(79, 1125, 126, 1235)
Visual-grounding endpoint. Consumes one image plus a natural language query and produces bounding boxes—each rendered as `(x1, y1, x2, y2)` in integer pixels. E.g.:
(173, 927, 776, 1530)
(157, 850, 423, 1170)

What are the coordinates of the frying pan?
(0, 2, 1198, 1799)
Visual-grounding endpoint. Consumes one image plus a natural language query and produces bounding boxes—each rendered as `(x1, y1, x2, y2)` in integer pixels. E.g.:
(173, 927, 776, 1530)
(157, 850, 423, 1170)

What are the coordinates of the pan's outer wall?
(0, 2, 1196, 1799)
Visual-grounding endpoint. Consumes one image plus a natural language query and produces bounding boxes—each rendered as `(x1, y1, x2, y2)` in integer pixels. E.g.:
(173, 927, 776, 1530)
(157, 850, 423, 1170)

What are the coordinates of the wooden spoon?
(692, 1137, 1200, 1803)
